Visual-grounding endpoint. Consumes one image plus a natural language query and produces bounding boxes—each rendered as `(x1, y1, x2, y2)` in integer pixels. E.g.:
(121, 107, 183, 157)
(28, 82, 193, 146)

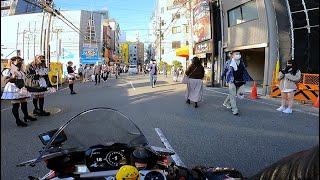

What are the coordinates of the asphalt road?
(1, 74, 319, 179)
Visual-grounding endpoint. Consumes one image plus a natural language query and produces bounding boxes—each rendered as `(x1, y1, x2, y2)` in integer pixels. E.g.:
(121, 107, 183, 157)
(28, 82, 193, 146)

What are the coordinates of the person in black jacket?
(67, 61, 77, 94)
(185, 57, 205, 108)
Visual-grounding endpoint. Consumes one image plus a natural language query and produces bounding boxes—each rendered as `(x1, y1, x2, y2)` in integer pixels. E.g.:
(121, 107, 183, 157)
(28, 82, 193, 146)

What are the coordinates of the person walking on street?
(277, 60, 301, 114)
(163, 63, 167, 78)
(67, 61, 77, 94)
(25, 55, 52, 116)
(148, 60, 158, 88)
(1, 56, 37, 127)
(185, 57, 205, 108)
(78, 64, 84, 83)
(222, 51, 253, 115)
(94, 62, 102, 85)
(101, 63, 109, 82)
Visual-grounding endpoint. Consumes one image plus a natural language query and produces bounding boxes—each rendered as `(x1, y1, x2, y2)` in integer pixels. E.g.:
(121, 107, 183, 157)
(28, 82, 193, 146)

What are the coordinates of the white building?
(1, 10, 105, 74)
(150, 0, 191, 68)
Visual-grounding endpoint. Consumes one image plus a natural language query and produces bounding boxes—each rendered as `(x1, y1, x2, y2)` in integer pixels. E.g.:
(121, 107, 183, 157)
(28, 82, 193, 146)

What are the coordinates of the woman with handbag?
(184, 57, 205, 108)
(25, 55, 52, 116)
(1, 56, 37, 127)
(277, 60, 301, 114)
(67, 61, 77, 94)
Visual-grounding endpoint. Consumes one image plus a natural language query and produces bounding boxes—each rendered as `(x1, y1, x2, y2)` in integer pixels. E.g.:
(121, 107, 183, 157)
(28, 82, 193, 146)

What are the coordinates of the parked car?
(128, 65, 138, 75)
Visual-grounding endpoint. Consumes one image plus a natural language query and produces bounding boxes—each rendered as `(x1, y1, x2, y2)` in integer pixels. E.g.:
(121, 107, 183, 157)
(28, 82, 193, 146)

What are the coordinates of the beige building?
(221, 0, 270, 93)
(220, 0, 319, 95)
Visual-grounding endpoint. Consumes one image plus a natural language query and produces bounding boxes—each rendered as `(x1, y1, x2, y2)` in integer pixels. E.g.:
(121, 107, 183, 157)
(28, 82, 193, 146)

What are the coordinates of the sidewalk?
(205, 86, 319, 116)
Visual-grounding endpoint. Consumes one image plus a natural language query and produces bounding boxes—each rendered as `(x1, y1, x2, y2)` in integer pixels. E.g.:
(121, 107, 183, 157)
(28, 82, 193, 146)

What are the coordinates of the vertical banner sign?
(192, 0, 211, 43)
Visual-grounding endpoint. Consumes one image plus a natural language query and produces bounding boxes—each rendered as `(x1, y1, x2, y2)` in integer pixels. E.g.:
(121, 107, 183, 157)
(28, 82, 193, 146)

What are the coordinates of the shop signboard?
(80, 46, 99, 64)
(194, 40, 212, 54)
(192, 0, 211, 43)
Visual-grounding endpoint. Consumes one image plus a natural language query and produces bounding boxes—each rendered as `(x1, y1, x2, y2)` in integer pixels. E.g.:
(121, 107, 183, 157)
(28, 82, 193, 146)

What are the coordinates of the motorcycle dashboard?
(85, 144, 132, 172)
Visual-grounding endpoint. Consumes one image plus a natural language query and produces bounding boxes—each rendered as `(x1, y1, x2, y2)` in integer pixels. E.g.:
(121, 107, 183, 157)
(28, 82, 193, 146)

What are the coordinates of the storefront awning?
(176, 46, 189, 58)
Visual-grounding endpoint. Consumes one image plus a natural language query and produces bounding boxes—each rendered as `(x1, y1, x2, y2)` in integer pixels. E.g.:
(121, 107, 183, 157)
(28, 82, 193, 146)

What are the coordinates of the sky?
(54, 0, 156, 43)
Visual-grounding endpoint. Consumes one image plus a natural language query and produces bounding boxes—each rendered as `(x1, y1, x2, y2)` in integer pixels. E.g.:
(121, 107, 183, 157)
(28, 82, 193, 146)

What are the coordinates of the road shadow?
(130, 81, 169, 88)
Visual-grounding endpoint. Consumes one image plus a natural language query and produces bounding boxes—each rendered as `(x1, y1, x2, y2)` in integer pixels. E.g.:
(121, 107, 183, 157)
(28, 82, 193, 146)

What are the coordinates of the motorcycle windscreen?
(35, 108, 148, 163)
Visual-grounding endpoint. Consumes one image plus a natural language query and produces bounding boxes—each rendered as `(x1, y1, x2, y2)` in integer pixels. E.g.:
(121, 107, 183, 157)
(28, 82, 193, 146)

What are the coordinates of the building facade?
(128, 43, 138, 65)
(220, 0, 319, 95)
(1, 0, 43, 17)
(1, 10, 105, 74)
(151, 0, 192, 69)
(137, 42, 145, 66)
(108, 19, 121, 63)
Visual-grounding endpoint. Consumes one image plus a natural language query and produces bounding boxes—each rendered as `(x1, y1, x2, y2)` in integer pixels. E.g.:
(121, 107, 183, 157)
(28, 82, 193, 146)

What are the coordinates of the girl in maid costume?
(1, 56, 37, 127)
(25, 55, 53, 116)
(67, 61, 77, 94)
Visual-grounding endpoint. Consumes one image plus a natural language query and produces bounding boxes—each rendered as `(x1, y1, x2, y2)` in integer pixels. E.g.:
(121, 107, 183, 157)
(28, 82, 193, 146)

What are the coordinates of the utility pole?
(188, 0, 193, 70)
(159, 17, 162, 62)
(53, 28, 63, 62)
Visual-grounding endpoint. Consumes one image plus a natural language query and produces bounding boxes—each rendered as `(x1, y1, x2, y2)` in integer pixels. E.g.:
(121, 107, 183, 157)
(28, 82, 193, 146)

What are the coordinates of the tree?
(172, 60, 182, 70)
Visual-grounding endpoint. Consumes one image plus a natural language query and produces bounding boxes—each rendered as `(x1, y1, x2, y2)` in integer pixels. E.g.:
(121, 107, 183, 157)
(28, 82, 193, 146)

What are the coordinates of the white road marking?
(205, 87, 319, 117)
(130, 81, 136, 90)
(155, 128, 186, 167)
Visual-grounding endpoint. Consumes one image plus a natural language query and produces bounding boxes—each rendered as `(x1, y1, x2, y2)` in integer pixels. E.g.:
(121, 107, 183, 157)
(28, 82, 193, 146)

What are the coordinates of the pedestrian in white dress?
(1, 56, 37, 127)
(277, 60, 301, 114)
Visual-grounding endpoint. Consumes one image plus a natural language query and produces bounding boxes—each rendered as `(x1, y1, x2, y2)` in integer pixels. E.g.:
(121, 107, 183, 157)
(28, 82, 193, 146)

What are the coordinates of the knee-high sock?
(21, 102, 29, 118)
(33, 98, 39, 110)
(39, 97, 45, 111)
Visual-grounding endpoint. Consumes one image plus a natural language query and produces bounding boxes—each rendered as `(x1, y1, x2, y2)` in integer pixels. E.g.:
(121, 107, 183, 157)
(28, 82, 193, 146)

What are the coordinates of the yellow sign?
(49, 62, 63, 85)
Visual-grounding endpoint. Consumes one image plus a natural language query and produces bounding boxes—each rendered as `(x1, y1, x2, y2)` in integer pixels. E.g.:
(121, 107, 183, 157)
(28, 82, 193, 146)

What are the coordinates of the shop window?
(228, 0, 258, 27)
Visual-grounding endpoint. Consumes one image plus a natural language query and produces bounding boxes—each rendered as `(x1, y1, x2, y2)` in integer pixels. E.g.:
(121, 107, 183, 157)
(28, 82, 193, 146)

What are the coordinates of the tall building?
(1, 0, 44, 17)
(103, 20, 112, 63)
(128, 42, 138, 65)
(151, 0, 192, 69)
(137, 42, 145, 66)
(108, 19, 121, 62)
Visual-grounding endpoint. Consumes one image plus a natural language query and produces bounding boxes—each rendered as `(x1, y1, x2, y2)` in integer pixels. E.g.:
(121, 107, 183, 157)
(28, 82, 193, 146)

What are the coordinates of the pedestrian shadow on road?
(130, 81, 169, 88)
(128, 89, 177, 104)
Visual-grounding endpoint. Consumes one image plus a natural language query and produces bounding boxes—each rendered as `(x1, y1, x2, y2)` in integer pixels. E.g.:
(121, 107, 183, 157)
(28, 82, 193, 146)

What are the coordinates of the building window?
(228, 0, 258, 27)
(172, 41, 181, 49)
(183, 24, 189, 33)
(172, 26, 181, 34)
(172, 13, 180, 20)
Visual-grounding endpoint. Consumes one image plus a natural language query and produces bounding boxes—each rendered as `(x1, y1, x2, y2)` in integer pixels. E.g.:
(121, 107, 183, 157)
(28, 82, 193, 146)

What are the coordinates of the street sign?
(80, 47, 99, 64)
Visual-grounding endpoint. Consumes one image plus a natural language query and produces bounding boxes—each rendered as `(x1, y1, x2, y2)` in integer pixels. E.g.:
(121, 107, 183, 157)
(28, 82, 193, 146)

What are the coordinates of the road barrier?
(271, 73, 319, 104)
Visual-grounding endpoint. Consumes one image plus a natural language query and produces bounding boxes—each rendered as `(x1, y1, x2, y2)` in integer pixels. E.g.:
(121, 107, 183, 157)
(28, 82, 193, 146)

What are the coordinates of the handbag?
(181, 67, 198, 84)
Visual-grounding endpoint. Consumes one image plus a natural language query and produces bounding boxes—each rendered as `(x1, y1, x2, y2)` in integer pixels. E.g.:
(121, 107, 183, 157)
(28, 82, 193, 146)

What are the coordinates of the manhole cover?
(29, 107, 62, 116)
